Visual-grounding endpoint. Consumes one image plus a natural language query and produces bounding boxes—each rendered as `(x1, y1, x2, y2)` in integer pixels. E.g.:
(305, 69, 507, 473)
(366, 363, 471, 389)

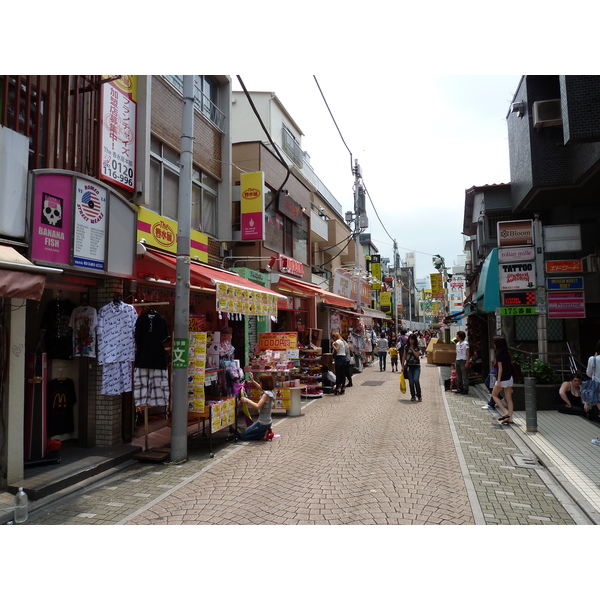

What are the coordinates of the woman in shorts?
(491, 337, 515, 425)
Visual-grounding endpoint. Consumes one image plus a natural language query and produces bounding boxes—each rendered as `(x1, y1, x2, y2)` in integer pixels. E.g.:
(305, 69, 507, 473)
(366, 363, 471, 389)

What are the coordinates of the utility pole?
(533, 214, 548, 362)
(393, 240, 399, 336)
(170, 75, 194, 463)
(353, 159, 367, 313)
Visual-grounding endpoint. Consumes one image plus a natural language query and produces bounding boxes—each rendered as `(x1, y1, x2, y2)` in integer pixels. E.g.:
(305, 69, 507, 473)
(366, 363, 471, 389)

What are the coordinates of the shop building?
(0, 75, 247, 495)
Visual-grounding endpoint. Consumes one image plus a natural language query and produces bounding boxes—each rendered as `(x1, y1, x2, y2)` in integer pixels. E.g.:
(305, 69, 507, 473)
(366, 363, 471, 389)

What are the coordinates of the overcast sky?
(233, 74, 522, 280)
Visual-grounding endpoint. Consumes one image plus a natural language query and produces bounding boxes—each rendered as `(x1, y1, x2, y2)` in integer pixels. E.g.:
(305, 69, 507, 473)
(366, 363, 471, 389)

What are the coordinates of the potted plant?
(510, 353, 560, 410)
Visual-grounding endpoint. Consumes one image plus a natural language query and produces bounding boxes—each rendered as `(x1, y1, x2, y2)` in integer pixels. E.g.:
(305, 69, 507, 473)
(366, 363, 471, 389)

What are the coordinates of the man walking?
(454, 330, 470, 394)
(377, 334, 389, 371)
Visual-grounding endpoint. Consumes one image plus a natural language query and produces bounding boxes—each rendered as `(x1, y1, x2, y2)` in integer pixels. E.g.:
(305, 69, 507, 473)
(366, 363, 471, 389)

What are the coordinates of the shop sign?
(136, 206, 209, 263)
(546, 276, 584, 291)
(173, 338, 189, 369)
(279, 255, 304, 277)
(74, 178, 107, 270)
(99, 76, 137, 192)
(278, 192, 304, 225)
(258, 332, 298, 351)
(380, 291, 391, 313)
(370, 255, 381, 290)
(240, 171, 265, 241)
(497, 220, 534, 248)
(502, 291, 536, 306)
(546, 259, 583, 273)
(500, 306, 537, 316)
(31, 173, 73, 266)
(547, 291, 585, 319)
(499, 262, 536, 291)
(498, 246, 536, 263)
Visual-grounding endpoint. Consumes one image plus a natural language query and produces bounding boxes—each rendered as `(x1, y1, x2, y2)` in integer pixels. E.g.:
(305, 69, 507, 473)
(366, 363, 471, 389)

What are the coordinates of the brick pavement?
(15, 359, 591, 525)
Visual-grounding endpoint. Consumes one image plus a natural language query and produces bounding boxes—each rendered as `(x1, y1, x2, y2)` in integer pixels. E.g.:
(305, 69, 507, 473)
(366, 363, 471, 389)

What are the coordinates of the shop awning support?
(171, 75, 194, 463)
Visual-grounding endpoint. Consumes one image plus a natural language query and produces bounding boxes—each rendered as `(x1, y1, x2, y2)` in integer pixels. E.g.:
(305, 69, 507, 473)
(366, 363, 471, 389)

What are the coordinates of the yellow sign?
(380, 291, 391, 313)
(371, 261, 381, 290)
(137, 206, 209, 263)
(259, 332, 298, 351)
(241, 171, 265, 241)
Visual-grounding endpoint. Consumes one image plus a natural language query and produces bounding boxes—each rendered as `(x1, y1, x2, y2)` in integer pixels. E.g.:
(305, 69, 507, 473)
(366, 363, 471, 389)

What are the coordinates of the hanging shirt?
(43, 298, 74, 360)
(135, 311, 170, 369)
(69, 305, 98, 358)
(47, 378, 77, 436)
(97, 301, 137, 365)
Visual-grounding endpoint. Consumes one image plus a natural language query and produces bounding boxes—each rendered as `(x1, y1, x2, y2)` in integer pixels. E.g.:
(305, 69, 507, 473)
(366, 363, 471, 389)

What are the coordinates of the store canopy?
(474, 247, 500, 313)
(142, 249, 286, 318)
(276, 275, 355, 309)
(362, 307, 392, 320)
(0, 245, 62, 301)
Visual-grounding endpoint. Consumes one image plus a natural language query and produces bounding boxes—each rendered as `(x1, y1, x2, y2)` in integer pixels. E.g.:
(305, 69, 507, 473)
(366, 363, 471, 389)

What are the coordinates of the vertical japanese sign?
(100, 76, 137, 192)
(31, 174, 73, 266)
(370, 255, 381, 290)
(240, 171, 265, 240)
(74, 178, 107, 270)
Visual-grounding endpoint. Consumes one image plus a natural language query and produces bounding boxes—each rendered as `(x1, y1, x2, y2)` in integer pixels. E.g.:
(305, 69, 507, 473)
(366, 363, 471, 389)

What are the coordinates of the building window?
(264, 207, 308, 264)
(164, 75, 225, 131)
(150, 137, 218, 237)
(515, 316, 565, 342)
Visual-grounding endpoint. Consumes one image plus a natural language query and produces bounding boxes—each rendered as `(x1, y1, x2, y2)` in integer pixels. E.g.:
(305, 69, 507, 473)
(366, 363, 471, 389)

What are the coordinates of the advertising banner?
(259, 332, 298, 351)
(241, 171, 265, 241)
(100, 76, 137, 192)
(31, 173, 73, 266)
(74, 178, 107, 270)
(546, 259, 583, 274)
(499, 262, 536, 291)
(136, 206, 209, 263)
(547, 291, 585, 319)
(498, 246, 536, 263)
(497, 220, 534, 248)
(546, 276, 584, 291)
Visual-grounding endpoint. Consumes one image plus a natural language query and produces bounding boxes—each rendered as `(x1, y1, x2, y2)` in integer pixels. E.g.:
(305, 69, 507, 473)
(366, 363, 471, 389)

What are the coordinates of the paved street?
(19, 359, 589, 525)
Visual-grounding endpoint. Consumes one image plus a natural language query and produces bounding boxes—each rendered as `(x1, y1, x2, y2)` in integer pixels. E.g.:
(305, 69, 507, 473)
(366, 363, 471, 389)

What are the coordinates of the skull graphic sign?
(41, 193, 63, 228)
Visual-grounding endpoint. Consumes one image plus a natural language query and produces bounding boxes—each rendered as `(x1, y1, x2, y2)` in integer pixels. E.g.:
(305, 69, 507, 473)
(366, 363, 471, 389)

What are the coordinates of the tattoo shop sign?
(499, 262, 536, 291)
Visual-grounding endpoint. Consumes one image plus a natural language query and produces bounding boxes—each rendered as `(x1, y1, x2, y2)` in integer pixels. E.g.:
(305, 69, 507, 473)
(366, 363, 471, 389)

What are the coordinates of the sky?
(233, 74, 523, 281)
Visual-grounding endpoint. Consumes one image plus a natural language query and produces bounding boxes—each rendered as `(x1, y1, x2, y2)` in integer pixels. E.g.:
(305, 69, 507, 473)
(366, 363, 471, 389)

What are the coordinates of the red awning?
(276, 275, 355, 309)
(142, 249, 285, 299)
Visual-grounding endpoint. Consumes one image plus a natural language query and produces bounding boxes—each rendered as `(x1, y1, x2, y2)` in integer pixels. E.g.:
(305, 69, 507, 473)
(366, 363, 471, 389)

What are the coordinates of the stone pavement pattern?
(21, 360, 586, 525)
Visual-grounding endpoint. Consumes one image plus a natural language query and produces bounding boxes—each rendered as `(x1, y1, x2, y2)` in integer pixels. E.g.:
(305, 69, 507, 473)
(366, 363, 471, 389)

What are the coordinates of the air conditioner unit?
(533, 99, 562, 129)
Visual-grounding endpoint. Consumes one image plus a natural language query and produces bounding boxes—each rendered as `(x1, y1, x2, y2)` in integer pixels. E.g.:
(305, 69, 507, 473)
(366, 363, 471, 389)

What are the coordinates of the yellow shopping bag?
(399, 371, 406, 394)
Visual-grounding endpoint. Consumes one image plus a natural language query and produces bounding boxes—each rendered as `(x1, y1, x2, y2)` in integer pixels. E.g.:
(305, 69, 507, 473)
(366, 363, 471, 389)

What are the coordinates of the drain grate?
(361, 381, 385, 386)
(510, 454, 541, 469)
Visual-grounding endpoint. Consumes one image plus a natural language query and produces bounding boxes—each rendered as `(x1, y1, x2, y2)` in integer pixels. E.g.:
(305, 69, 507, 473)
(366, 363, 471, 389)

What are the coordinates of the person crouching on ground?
(557, 374, 586, 416)
(239, 372, 275, 441)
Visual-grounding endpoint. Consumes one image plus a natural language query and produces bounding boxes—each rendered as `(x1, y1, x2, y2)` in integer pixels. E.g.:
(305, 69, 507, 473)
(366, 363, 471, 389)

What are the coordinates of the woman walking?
(332, 332, 348, 395)
(403, 333, 422, 402)
(491, 336, 515, 424)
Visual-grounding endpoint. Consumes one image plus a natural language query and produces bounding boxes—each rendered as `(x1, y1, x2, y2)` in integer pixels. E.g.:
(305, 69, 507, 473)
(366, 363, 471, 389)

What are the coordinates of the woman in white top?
(332, 332, 348, 395)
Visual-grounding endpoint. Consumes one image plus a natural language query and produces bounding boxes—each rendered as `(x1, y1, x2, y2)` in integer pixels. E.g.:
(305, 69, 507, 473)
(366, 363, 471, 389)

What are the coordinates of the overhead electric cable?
(313, 76, 354, 175)
(237, 76, 290, 211)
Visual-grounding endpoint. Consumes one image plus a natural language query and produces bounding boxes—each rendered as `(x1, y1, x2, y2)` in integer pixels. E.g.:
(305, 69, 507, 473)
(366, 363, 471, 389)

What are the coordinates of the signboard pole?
(534, 215, 548, 362)
(171, 76, 194, 463)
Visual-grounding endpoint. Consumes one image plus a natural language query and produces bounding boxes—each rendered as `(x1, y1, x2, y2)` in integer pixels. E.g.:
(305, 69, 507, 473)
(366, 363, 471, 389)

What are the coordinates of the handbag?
(349, 354, 355, 366)
(582, 357, 600, 405)
(399, 371, 407, 394)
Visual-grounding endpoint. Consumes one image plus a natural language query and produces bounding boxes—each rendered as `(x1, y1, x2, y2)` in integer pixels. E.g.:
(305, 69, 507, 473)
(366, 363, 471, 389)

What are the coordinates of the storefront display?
(97, 298, 138, 396)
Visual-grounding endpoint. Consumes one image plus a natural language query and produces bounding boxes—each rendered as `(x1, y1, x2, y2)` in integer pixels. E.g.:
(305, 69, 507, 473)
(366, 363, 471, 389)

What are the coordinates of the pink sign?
(31, 174, 73, 266)
(547, 291, 585, 319)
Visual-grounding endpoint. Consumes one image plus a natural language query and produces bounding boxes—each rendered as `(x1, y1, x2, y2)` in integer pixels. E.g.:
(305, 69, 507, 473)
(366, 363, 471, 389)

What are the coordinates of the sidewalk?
(472, 384, 600, 523)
